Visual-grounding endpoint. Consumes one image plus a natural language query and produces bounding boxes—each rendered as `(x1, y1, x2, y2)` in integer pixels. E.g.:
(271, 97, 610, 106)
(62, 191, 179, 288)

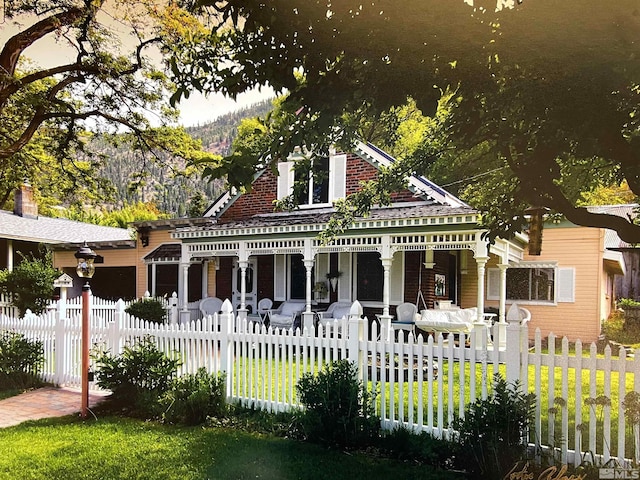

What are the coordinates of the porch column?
(150, 263, 157, 297)
(180, 262, 190, 323)
(6, 239, 13, 272)
(238, 260, 248, 322)
(378, 237, 393, 340)
(237, 243, 249, 322)
(475, 256, 489, 323)
(381, 258, 392, 318)
(497, 263, 509, 349)
(303, 259, 315, 333)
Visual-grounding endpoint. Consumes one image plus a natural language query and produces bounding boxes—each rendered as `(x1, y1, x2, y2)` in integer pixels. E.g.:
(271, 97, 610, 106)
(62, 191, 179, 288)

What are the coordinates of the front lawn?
(0, 416, 464, 480)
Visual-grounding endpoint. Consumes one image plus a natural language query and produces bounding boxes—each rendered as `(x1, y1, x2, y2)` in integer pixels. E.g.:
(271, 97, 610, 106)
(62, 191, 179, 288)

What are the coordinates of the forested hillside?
(187, 100, 273, 156)
(95, 99, 273, 217)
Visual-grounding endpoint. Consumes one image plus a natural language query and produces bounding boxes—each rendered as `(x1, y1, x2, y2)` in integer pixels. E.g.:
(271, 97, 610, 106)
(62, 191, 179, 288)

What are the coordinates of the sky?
(0, 10, 274, 128)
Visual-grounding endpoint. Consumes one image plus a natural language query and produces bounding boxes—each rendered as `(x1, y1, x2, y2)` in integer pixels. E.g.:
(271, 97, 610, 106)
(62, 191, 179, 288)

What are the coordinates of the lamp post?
(75, 242, 96, 419)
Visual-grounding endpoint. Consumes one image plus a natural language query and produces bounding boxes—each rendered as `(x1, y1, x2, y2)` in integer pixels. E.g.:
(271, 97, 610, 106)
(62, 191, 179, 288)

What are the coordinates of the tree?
(0, 1, 217, 214)
(174, 0, 640, 243)
(0, 251, 59, 316)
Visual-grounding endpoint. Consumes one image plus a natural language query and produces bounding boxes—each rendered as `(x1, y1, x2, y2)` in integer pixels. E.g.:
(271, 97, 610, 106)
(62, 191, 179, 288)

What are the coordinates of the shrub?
(160, 368, 227, 425)
(125, 298, 167, 324)
(377, 426, 457, 469)
(0, 252, 59, 316)
(93, 337, 180, 416)
(296, 359, 380, 448)
(618, 298, 640, 308)
(0, 331, 44, 390)
(602, 310, 640, 345)
(451, 374, 535, 479)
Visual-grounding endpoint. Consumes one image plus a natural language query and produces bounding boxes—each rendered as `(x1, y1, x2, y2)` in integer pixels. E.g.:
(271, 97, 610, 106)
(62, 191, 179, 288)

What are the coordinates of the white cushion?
(281, 301, 305, 316)
(332, 306, 351, 320)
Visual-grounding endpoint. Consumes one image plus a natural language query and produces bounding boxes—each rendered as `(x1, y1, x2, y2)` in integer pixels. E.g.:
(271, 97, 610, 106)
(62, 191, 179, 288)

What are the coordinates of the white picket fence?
(1, 296, 639, 468)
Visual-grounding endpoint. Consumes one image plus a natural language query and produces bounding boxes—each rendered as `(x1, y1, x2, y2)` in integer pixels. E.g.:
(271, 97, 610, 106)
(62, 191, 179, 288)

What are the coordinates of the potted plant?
(326, 271, 342, 292)
(313, 281, 328, 299)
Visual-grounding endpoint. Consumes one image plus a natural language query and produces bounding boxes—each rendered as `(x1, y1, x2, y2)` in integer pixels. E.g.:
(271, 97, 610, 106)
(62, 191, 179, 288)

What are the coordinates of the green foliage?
(0, 330, 44, 390)
(377, 426, 456, 469)
(93, 337, 181, 416)
(125, 298, 167, 324)
(451, 374, 535, 479)
(160, 368, 227, 425)
(619, 298, 640, 308)
(296, 360, 380, 448)
(601, 311, 640, 346)
(0, 251, 59, 316)
(177, 0, 640, 243)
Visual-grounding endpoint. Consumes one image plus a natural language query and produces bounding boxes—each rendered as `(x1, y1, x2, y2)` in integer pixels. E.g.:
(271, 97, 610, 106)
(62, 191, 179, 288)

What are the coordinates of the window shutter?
(487, 268, 500, 301)
(274, 255, 287, 301)
(329, 154, 347, 201)
(277, 161, 294, 200)
(557, 267, 575, 303)
(337, 252, 351, 302)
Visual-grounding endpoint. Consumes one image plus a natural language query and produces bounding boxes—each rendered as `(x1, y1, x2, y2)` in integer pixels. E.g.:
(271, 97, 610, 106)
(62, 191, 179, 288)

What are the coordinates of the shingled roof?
(0, 209, 133, 245)
(180, 201, 477, 233)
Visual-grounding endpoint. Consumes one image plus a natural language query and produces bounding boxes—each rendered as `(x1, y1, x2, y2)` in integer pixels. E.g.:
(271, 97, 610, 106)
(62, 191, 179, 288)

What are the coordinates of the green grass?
(0, 389, 21, 401)
(0, 416, 464, 480)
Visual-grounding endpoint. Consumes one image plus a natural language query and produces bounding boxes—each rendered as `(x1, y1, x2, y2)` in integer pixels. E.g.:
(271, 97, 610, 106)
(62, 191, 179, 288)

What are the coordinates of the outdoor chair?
(199, 296, 223, 317)
(256, 298, 273, 325)
(268, 300, 306, 330)
(391, 302, 418, 338)
(316, 301, 352, 334)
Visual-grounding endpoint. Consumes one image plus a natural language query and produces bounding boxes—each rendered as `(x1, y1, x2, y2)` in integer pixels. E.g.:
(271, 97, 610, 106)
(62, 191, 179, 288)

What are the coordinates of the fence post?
(218, 299, 235, 400)
(505, 303, 525, 387)
(54, 313, 66, 386)
(169, 292, 178, 325)
(347, 301, 365, 380)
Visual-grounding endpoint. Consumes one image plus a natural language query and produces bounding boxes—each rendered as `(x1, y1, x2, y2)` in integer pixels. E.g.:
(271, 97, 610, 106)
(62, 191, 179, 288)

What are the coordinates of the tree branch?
(0, 7, 85, 77)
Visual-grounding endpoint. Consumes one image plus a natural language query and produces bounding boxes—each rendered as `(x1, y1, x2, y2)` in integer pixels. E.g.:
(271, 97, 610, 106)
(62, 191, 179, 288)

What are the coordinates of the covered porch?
(171, 204, 526, 335)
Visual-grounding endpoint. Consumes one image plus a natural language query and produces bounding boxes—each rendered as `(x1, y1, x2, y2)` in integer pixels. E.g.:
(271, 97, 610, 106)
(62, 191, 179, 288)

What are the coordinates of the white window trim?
(487, 262, 574, 305)
(276, 152, 347, 205)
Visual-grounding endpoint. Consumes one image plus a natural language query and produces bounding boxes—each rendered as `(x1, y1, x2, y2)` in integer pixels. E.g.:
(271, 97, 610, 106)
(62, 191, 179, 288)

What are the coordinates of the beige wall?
(53, 228, 217, 301)
(466, 226, 604, 342)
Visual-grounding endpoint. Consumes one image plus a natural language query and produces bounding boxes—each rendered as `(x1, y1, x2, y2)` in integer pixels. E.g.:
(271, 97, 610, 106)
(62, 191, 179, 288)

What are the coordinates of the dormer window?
(295, 156, 329, 205)
(277, 152, 346, 207)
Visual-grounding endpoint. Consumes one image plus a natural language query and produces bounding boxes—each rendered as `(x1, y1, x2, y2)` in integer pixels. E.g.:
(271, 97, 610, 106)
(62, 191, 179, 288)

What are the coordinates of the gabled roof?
(202, 141, 468, 218)
(0, 209, 133, 245)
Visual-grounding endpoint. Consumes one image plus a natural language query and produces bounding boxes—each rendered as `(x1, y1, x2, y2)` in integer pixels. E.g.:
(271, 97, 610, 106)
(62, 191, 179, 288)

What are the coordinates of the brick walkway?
(0, 387, 109, 428)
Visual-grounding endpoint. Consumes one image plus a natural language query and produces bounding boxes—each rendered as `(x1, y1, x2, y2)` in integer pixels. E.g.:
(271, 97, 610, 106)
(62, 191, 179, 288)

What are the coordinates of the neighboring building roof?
(143, 243, 182, 262)
(587, 204, 639, 249)
(0, 209, 133, 245)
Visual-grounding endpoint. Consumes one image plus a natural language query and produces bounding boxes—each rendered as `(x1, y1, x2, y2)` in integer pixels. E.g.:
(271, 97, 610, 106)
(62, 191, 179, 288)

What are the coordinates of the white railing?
(1, 297, 638, 467)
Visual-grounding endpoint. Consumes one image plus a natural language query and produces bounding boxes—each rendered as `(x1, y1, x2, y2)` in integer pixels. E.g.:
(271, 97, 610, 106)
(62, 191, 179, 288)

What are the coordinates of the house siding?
(345, 153, 415, 201)
(476, 226, 604, 342)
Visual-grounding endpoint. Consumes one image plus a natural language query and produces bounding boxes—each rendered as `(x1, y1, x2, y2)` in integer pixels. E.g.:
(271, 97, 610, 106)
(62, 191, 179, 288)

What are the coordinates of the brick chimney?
(14, 183, 38, 218)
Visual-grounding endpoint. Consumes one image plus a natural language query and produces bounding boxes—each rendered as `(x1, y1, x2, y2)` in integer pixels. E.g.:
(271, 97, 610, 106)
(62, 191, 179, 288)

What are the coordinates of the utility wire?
(441, 166, 507, 188)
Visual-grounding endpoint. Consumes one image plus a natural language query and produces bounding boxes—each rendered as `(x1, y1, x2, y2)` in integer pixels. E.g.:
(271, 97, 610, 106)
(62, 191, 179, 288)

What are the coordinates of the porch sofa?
(268, 300, 306, 330)
(415, 307, 478, 334)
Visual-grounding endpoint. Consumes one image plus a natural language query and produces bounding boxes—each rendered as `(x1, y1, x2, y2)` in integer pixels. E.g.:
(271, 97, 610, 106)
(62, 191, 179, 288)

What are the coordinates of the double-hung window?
(277, 151, 347, 207)
(487, 263, 575, 304)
